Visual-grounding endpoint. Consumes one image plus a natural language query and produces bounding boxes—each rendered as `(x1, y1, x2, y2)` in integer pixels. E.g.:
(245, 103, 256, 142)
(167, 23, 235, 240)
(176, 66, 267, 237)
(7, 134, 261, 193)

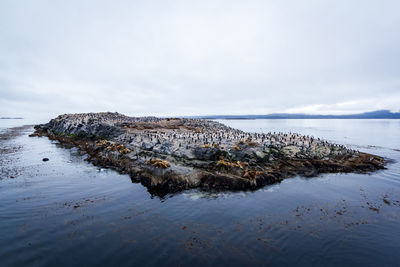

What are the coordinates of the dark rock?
(141, 142, 155, 151)
(193, 147, 225, 161)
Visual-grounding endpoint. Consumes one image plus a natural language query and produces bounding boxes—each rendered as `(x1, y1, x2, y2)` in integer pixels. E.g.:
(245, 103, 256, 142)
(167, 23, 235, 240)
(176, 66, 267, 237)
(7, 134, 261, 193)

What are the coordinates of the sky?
(1, 0, 400, 121)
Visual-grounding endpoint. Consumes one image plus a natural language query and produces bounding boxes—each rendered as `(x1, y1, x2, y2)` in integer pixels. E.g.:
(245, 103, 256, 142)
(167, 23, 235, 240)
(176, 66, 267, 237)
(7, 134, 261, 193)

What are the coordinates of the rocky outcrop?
(31, 112, 386, 196)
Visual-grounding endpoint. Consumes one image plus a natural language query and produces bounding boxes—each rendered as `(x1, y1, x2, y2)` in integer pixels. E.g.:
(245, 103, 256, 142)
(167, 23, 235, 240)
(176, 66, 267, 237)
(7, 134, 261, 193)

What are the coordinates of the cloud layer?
(1, 0, 400, 120)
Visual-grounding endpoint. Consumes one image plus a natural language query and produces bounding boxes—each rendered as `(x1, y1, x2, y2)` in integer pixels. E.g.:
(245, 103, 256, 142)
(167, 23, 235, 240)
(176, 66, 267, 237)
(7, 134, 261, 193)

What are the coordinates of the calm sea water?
(0, 119, 399, 266)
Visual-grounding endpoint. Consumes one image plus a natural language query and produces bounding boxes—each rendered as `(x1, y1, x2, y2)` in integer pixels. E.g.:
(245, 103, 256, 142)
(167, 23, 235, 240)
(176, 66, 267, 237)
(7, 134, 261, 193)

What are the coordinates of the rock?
(153, 143, 172, 155)
(255, 151, 266, 159)
(141, 142, 155, 151)
(193, 147, 225, 161)
(229, 150, 251, 162)
(30, 112, 386, 196)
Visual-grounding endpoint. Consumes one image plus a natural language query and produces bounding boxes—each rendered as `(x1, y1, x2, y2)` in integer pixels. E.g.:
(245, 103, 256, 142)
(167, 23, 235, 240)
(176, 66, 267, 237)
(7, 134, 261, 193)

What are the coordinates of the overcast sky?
(1, 0, 399, 121)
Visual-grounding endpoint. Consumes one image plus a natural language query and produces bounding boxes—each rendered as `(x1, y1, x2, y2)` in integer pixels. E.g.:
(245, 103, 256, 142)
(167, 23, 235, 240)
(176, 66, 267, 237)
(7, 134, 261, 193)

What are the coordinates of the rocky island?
(31, 112, 386, 196)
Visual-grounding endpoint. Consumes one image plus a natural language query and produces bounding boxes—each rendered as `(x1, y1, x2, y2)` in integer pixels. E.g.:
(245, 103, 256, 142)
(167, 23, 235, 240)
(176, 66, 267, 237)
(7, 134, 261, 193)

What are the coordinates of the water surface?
(0, 119, 399, 266)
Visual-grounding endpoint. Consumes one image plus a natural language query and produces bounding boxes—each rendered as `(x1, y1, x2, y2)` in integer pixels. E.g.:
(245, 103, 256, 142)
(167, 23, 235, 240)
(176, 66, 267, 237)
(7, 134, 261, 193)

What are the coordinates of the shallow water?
(0, 119, 399, 266)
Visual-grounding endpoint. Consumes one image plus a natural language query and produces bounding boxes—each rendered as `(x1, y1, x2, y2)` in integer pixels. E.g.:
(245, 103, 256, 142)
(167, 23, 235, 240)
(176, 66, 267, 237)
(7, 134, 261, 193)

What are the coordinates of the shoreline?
(29, 112, 386, 196)
(0, 125, 33, 179)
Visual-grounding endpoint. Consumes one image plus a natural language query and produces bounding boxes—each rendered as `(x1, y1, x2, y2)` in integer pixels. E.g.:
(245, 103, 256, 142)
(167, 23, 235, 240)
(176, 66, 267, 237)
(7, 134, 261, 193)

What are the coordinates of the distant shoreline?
(191, 110, 400, 120)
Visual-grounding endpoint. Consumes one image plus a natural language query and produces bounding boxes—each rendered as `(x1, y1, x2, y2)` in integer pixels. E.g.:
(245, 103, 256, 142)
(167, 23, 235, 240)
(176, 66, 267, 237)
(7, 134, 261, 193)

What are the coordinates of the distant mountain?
(194, 110, 400, 120)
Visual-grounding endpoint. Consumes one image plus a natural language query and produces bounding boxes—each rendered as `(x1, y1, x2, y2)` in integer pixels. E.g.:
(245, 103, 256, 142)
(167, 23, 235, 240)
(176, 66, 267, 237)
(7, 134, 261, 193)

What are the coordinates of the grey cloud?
(1, 0, 400, 120)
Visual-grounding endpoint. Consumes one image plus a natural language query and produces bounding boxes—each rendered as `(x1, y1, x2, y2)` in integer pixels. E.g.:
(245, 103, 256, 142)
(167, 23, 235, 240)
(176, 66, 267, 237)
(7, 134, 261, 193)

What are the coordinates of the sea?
(0, 119, 399, 266)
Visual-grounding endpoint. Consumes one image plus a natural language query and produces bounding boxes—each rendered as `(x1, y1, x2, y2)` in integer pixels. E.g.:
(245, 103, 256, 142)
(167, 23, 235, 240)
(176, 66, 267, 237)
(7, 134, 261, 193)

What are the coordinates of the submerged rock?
(31, 112, 386, 196)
